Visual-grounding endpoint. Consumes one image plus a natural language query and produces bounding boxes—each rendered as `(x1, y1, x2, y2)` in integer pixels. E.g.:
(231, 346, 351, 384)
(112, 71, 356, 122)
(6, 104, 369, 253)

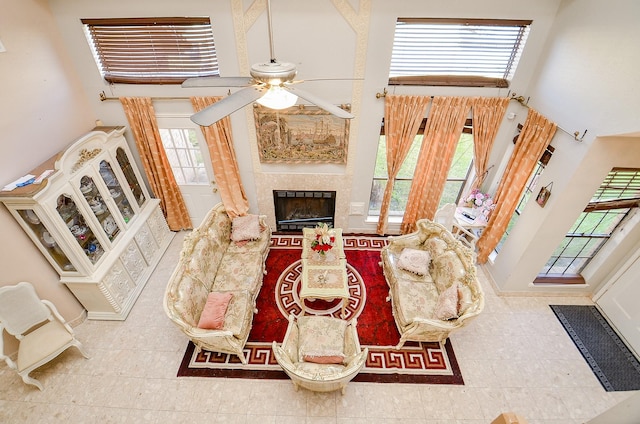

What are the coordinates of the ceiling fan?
(182, 0, 355, 127)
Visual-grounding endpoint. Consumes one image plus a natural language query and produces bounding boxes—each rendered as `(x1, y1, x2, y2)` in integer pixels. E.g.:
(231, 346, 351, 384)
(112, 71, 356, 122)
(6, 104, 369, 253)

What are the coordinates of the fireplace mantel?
(253, 173, 352, 234)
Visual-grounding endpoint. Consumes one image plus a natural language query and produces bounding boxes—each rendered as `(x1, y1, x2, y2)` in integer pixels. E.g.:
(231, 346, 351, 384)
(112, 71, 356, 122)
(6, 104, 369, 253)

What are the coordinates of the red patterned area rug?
(177, 234, 464, 385)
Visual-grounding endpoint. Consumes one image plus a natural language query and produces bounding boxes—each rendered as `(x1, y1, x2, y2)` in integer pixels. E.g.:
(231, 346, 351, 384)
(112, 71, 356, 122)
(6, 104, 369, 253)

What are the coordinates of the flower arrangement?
(463, 188, 496, 221)
(311, 223, 335, 254)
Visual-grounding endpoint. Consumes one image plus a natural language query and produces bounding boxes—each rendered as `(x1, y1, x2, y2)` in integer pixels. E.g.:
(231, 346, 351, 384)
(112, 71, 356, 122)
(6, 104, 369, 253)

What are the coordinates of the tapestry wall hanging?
(254, 104, 350, 164)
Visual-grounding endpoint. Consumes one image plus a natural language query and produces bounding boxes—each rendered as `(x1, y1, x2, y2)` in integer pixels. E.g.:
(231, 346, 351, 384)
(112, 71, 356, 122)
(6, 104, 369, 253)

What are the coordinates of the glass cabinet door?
(99, 159, 135, 224)
(56, 194, 104, 265)
(16, 209, 76, 272)
(116, 148, 146, 208)
(79, 175, 121, 241)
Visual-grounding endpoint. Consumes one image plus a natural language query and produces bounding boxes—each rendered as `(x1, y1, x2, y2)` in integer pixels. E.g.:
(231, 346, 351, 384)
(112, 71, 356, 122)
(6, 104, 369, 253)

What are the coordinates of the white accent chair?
(0, 282, 89, 390)
(272, 315, 368, 394)
(435, 203, 479, 254)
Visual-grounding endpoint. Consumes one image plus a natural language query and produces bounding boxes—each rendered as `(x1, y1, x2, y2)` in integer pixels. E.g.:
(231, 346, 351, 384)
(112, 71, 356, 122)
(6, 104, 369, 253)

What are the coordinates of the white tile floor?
(0, 231, 636, 423)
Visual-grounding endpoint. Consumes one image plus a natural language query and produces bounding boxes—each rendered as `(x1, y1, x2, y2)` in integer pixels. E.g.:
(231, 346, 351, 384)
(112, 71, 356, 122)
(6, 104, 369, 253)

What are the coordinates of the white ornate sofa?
(272, 315, 368, 394)
(163, 203, 271, 364)
(380, 219, 484, 348)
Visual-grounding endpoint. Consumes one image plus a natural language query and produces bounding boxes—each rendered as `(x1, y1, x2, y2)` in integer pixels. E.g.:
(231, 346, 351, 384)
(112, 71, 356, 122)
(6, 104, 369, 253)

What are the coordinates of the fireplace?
(273, 190, 336, 232)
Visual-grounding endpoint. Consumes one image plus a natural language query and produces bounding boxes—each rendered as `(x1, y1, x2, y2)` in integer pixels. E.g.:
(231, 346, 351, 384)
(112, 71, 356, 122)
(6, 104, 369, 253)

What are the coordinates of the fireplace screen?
(273, 190, 336, 232)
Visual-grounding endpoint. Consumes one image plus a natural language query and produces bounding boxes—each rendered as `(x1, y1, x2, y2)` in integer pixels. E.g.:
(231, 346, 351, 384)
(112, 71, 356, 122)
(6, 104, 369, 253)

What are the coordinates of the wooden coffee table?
(300, 228, 349, 318)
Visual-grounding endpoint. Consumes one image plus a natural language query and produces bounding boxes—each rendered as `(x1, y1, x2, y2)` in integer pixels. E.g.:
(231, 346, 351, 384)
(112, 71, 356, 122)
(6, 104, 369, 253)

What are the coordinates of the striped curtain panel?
(470, 97, 510, 190)
(376, 95, 431, 235)
(190, 97, 249, 219)
(476, 109, 557, 263)
(119, 97, 192, 231)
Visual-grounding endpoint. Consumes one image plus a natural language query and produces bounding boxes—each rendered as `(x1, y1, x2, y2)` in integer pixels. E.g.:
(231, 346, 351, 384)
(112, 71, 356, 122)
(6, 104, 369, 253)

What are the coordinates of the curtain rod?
(509, 94, 587, 142)
(373, 88, 587, 142)
(99, 91, 192, 102)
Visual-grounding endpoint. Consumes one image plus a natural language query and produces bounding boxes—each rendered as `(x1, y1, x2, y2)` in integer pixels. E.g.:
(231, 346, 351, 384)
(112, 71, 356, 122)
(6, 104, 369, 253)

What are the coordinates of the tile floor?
(0, 231, 636, 423)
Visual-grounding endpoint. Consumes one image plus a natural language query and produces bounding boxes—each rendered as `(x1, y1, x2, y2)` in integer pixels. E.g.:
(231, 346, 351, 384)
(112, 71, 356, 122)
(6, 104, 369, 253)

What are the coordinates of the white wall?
(483, 0, 640, 294)
(0, 0, 94, 352)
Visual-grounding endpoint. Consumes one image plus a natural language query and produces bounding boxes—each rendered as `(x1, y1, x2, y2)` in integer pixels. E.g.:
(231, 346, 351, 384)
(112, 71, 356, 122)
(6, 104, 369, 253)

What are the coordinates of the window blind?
(586, 168, 640, 211)
(82, 17, 219, 84)
(389, 18, 531, 88)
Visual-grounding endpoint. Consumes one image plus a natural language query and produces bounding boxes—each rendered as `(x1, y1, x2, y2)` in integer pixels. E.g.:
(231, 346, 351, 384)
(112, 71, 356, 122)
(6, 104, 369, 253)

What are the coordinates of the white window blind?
(389, 18, 531, 88)
(586, 168, 640, 211)
(82, 17, 219, 84)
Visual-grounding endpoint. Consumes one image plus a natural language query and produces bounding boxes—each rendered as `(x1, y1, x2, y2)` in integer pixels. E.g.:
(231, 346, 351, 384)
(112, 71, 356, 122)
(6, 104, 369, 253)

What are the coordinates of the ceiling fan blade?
(284, 86, 354, 119)
(182, 76, 253, 88)
(190, 86, 266, 126)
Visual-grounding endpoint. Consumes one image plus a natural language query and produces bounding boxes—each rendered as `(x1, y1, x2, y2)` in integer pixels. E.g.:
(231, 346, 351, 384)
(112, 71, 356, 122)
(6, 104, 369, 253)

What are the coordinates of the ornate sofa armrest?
(281, 314, 300, 362)
(186, 327, 234, 338)
(344, 347, 368, 370)
(343, 319, 361, 358)
(272, 343, 295, 371)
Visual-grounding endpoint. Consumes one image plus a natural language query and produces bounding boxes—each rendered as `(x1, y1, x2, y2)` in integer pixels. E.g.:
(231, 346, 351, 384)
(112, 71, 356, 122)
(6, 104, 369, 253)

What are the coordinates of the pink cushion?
(197, 292, 233, 329)
(231, 214, 262, 242)
(434, 282, 459, 321)
(303, 353, 345, 364)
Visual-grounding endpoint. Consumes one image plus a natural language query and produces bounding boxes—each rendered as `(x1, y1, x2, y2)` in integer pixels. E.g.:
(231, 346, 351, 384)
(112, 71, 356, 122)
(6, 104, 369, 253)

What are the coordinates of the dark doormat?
(550, 305, 640, 391)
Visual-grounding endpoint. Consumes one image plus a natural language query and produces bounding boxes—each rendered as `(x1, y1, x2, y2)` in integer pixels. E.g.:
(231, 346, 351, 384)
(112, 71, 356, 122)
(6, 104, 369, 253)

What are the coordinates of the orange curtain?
(190, 97, 249, 218)
(401, 97, 473, 234)
(376, 95, 431, 235)
(119, 97, 192, 231)
(470, 97, 510, 190)
(476, 109, 557, 263)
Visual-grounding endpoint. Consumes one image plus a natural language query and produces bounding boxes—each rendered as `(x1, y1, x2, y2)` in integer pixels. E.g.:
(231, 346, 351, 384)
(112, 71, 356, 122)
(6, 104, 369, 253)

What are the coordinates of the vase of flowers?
(463, 188, 495, 223)
(311, 223, 335, 256)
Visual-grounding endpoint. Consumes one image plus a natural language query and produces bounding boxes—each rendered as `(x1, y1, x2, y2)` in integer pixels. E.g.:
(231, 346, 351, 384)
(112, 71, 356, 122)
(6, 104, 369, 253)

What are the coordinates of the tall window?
(494, 126, 555, 252)
(389, 18, 531, 88)
(158, 128, 208, 185)
(368, 119, 473, 218)
(539, 168, 640, 278)
(82, 17, 219, 84)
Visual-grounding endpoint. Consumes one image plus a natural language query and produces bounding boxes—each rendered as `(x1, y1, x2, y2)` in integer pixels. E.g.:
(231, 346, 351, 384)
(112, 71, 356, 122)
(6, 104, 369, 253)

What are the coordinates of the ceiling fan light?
(256, 85, 298, 110)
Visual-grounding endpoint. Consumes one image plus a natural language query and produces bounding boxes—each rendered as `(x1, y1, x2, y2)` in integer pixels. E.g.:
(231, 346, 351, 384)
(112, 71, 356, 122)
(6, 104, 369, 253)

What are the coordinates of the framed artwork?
(536, 182, 553, 207)
(253, 104, 350, 164)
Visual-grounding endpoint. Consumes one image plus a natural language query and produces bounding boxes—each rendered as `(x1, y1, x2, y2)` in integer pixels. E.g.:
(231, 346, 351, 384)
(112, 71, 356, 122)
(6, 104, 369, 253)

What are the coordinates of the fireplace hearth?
(273, 190, 336, 232)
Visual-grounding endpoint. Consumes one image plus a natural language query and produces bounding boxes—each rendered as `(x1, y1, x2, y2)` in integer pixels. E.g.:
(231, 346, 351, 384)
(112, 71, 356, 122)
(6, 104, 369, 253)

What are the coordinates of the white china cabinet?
(0, 127, 174, 320)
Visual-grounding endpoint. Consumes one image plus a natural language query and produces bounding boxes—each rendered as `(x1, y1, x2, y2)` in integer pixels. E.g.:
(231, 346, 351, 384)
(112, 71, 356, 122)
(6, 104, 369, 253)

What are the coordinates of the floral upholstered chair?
(380, 219, 484, 348)
(272, 315, 368, 394)
(163, 203, 271, 364)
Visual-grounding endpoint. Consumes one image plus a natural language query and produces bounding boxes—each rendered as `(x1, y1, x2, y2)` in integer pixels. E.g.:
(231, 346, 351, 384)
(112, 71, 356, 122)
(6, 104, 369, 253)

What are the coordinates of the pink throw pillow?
(197, 292, 233, 329)
(303, 353, 346, 364)
(231, 214, 262, 242)
(434, 282, 459, 321)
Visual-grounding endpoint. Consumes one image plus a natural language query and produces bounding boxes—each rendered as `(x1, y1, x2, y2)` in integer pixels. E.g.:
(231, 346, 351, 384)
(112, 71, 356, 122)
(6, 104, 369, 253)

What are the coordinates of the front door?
(596, 251, 640, 358)
(157, 116, 220, 227)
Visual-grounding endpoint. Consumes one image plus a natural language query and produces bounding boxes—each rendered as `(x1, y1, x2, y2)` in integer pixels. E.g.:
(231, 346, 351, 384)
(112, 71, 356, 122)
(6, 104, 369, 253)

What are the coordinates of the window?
(539, 168, 640, 279)
(368, 119, 473, 218)
(494, 162, 545, 253)
(494, 127, 554, 253)
(82, 17, 219, 84)
(159, 128, 208, 185)
(389, 18, 531, 88)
